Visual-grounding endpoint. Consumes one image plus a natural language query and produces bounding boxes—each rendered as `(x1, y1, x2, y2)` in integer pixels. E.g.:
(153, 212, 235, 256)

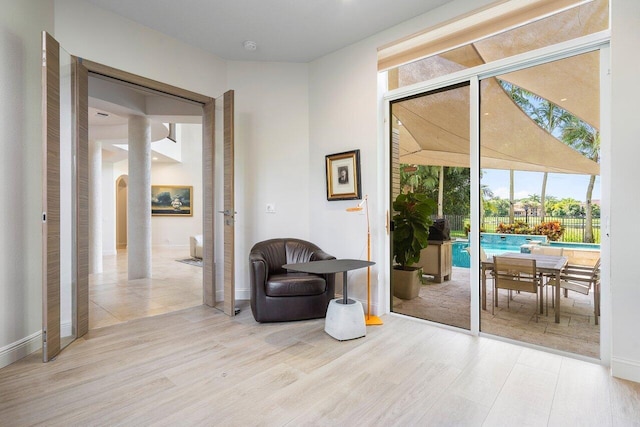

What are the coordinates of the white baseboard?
(611, 356, 640, 383)
(0, 331, 41, 369)
(152, 244, 189, 249)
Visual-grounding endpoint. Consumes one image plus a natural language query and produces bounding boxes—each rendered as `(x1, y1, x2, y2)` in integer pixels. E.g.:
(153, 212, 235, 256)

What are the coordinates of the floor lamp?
(347, 195, 383, 326)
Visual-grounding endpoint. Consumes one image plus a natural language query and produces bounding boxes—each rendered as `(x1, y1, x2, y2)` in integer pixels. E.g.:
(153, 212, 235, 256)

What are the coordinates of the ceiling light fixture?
(243, 40, 257, 51)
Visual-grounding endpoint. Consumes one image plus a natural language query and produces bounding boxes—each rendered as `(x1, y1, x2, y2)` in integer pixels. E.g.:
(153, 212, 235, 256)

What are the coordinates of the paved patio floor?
(393, 266, 600, 359)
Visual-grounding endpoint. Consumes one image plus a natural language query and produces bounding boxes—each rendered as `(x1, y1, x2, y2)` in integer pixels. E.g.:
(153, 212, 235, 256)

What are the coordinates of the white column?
(88, 140, 103, 274)
(127, 116, 152, 279)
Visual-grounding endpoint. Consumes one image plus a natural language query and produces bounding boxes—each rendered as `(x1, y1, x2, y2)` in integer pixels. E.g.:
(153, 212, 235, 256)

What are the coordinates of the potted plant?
(392, 192, 436, 299)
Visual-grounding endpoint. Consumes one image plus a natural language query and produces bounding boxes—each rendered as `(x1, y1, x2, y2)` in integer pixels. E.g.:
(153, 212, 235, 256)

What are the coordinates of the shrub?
(533, 221, 564, 241)
(496, 221, 532, 235)
(495, 220, 564, 241)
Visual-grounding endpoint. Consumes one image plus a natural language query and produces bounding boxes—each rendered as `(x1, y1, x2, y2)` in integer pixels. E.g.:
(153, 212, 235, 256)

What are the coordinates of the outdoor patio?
(393, 266, 600, 359)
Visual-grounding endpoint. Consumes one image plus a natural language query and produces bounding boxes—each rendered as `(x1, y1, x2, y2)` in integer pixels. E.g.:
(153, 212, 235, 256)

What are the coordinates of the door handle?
(218, 209, 237, 225)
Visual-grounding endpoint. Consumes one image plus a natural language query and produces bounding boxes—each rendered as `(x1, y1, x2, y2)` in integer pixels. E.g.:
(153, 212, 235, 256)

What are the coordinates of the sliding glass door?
(386, 45, 604, 358)
(479, 51, 601, 357)
(390, 83, 471, 330)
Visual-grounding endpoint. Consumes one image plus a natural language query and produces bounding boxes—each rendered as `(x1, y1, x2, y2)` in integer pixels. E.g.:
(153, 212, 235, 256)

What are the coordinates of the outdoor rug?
(176, 258, 203, 267)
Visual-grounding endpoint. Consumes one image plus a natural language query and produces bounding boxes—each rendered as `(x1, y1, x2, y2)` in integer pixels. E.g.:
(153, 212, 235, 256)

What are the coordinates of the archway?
(116, 175, 128, 251)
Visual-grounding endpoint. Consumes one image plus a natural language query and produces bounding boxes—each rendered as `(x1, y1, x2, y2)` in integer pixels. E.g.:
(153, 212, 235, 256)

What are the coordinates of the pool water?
(452, 234, 601, 268)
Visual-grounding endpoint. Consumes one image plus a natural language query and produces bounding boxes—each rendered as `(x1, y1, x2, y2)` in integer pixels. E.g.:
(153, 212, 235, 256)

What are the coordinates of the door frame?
(43, 39, 231, 361)
(42, 32, 89, 361)
(79, 59, 220, 308)
(381, 31, 610, 361)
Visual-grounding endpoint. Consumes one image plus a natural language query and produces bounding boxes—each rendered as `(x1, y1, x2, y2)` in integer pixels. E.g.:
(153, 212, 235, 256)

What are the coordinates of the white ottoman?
(324, 298, 366, 341)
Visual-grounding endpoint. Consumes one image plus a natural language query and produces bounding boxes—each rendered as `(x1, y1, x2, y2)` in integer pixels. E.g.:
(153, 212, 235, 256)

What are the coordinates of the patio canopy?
(393, 0, 604, 176)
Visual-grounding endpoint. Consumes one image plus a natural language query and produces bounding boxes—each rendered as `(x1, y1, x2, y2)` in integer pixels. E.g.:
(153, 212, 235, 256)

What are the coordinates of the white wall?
(101, 125, 203, 252)
(150, 124, 203, 249)
(308, 0, 496, 311)
(53, 0, 227, 98)
(227, 61, 311, 295)
(0, 0, 54, 366)
(3, 0, 640, 384)
(610, 0, 640, 383)
(305, 0, 640, 383)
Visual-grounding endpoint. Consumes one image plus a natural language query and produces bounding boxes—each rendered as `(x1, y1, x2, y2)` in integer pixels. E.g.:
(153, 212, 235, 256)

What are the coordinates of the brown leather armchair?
(249, 238, 336, 322)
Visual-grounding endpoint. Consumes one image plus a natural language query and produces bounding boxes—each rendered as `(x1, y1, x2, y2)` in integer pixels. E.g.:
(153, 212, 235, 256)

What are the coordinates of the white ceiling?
(85, 0, 454, 62)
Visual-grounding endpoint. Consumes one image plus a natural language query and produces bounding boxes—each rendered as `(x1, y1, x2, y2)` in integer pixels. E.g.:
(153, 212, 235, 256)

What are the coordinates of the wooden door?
(222, 91, 235, 316)
(42, 32, 89, 362)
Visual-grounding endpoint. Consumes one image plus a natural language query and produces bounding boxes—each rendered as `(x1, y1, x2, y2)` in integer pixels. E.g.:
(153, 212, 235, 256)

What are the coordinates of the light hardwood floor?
(2, 304, 640, 425)
(2, 249, 639, 425)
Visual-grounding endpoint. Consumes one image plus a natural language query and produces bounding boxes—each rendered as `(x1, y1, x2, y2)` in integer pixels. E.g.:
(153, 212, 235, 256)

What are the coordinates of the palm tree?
(509, 169, 515, 224)
(562, 117, 600, 243)
(400, 164, 439, 193)
(501, 81, 572, 221)
(480, 170, 494, 229)
(530, 101, 572, 220)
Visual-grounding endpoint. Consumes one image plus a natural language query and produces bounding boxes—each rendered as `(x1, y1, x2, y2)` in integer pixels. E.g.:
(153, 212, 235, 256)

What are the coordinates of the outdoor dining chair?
(547, 258, 601, 325)
(530, 245, 564, 312)
(492, 256, 542, 322)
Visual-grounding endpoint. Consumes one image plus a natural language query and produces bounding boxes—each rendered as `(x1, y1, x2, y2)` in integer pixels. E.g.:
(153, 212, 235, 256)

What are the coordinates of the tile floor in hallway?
(89, 247, 204, 329)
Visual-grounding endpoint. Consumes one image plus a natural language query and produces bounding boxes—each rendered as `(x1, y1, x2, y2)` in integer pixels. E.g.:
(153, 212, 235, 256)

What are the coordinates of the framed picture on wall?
(151, 185, 193, 216)
(325, 149, 361, 201)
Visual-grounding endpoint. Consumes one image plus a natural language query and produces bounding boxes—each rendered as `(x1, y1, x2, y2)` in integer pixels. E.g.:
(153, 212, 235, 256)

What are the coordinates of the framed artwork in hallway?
(151, 185, 193, 216)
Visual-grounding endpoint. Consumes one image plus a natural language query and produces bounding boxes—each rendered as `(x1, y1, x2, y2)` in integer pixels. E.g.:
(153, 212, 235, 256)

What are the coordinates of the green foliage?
(496, 221, 533, 235)
(392, 192, 436, 269)
(399, 165, 470, 215)
(546, 198, 583, 217)
(532, 221, 564, 241)
(495, 220, 564, 241)
(488, 198, 511, 216)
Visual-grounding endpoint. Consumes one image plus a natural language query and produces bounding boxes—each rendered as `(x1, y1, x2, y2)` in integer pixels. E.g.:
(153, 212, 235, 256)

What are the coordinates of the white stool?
(324, 298, 366, 341)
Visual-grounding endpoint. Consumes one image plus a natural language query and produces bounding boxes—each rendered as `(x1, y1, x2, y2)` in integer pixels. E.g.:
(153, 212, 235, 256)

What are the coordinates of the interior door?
(42, 32, 89, 362)
(222, 90, 235, 316)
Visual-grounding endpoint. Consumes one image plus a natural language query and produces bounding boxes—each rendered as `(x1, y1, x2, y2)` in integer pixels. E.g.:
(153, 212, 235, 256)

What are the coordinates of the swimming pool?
(451, 233, 600, 268)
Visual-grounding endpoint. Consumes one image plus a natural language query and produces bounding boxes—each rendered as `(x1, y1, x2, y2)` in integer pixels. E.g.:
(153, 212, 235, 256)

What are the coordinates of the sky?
(481, 169, 600, 202)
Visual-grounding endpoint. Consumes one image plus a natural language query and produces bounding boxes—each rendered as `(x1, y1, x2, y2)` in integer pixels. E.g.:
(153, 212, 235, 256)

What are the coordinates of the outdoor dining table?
(481, 252, 569, 323)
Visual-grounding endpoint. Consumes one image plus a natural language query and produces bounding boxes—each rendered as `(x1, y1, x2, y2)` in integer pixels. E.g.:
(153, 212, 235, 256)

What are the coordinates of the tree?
(562, 116, 600, 243)
(399, 164, 439, 194)
(493, 198, 511, 216)
(509, 169, 515, 223)
(500, 80, 572, 221)
(399, 164, 470, 216)
(480, 177, 494, 228)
